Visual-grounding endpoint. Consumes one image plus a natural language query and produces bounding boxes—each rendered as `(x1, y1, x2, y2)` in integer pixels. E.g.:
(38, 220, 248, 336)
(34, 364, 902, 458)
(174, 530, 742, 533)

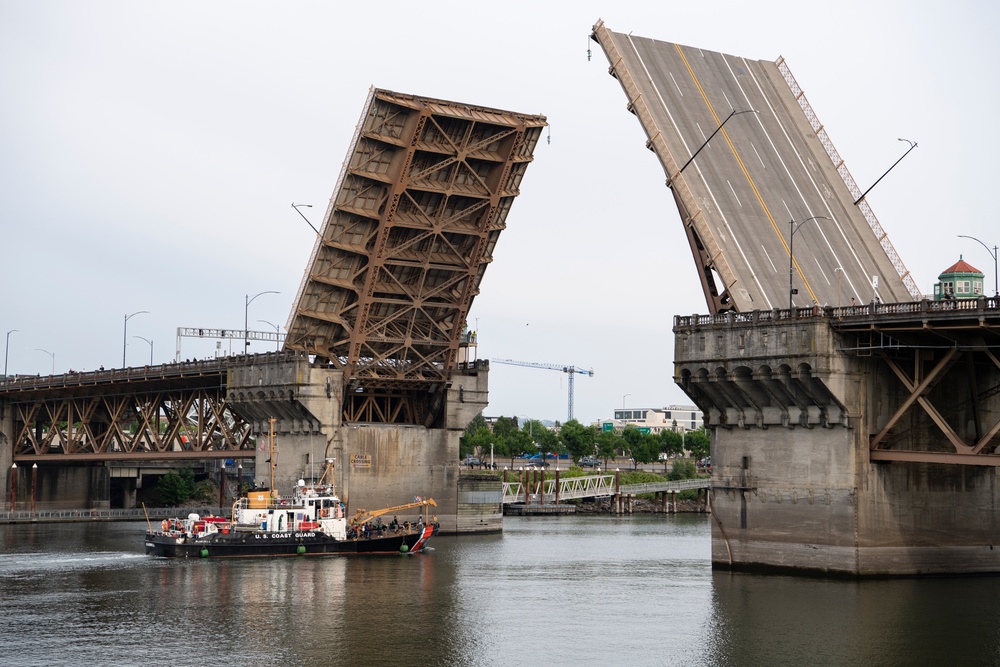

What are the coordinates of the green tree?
(685, 428, 711, 461)
(465, 412, 487, 434)
(659, 429, 684, 458)
(535, 426, 558, 457)
(668, 458, 697, 481)
(520, 419, 547, 448)
(621, 427, 645, 469)
(596, 430, 621, 463)
(493, 416, 517, 440)
(504, 429, 534, 464)
(460, 412, 493, 459)
(158, 467, 196, 506)
(628, 432, 661, 466)
(558, 419, 596, 460)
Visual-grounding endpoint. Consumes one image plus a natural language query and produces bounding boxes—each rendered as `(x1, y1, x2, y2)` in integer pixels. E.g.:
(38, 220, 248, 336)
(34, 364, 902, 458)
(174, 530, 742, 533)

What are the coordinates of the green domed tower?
(933, 256, 984, 300)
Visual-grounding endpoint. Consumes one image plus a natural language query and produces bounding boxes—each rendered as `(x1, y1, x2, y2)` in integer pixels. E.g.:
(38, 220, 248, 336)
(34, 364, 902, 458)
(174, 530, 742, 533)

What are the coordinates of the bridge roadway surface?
(592, 21, 918, 313)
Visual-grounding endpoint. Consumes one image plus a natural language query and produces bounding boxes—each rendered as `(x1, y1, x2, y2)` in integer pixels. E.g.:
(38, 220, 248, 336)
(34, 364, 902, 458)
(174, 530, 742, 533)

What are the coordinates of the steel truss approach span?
(285, 88, 547, 388)
(1, 360, 253, 462)
(591, 20, 920, 313)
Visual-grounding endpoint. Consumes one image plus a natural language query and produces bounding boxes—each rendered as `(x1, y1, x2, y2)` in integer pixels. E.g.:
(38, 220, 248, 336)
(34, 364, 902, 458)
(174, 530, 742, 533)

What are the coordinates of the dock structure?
(501, 472, 711, 515)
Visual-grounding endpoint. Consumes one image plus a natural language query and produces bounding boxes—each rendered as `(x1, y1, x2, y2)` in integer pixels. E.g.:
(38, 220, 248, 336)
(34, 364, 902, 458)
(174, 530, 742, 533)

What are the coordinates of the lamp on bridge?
(245, 291, 280, 353)
(291, 203, 320, 235)
(133, 336, 153, 365)
(122, 311, 149, 369)
(258, 319, 282, 351)
(957, 235, 999, 297)
(4, 329, 17, 377)
(788, 216, 830, 310)
(622, 393, 630, 409)
(834, 267, 844, 308)
(35, 348, 54, 375)
(668, 108, 758, 186)
(853, 138, 917, 206)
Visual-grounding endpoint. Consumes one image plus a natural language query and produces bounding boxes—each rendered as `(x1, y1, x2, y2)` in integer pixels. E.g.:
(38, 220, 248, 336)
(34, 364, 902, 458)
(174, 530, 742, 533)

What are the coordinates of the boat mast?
(317, 458, 336, 493)
(268, 417, 277, 496)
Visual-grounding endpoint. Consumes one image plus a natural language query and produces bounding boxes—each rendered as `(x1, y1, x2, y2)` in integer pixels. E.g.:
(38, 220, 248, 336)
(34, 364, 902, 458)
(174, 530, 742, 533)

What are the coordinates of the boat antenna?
(318, 457, 336, 493)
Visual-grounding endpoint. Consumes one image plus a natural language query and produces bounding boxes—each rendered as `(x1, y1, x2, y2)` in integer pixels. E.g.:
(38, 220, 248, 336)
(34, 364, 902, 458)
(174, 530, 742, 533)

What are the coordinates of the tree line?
(459, 414, 710, 470)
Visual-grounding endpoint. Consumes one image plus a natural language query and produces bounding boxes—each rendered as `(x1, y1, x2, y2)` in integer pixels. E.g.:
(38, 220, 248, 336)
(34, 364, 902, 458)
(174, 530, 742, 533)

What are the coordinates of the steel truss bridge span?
(674, 296, 1000, 466)
(0, 357, 257, 463)
(285, 88, 546, 397)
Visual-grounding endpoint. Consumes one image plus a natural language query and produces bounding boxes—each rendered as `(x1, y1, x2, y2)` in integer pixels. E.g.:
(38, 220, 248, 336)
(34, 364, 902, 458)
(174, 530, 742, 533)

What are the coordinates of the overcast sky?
(2, 0, 998, 425)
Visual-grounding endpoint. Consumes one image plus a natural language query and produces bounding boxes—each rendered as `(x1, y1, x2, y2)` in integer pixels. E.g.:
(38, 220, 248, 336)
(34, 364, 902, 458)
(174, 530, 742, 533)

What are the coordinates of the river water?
(2, 515, 999, 666)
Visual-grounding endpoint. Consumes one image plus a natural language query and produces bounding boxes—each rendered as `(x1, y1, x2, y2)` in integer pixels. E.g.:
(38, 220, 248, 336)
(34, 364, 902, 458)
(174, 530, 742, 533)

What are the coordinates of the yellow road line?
(673, 44, 819, 305)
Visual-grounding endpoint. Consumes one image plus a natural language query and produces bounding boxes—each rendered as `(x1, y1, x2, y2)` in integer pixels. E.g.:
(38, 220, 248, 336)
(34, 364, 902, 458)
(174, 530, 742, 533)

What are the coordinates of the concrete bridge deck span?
(674, 298, 1000, 576)
(591, 21, 918, 313)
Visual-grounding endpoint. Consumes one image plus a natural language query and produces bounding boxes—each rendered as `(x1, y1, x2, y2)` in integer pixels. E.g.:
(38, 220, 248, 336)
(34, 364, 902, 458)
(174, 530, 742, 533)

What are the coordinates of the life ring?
(161, 520, 169, 532)
(320, 508, 329, 518)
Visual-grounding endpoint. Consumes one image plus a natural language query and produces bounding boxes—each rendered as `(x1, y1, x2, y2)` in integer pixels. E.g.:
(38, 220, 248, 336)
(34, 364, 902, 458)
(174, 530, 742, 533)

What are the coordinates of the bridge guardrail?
(1, 507, 228, 524)
(674, 296, 1000, 330)
(0, 350, 306, 392)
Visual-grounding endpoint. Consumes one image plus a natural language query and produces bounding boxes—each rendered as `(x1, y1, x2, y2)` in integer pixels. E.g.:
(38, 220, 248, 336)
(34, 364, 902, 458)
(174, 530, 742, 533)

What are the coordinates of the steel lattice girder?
(10, 387, 253, 461)
(833, 312, 1000, 465)
(285, 89, 546, 386)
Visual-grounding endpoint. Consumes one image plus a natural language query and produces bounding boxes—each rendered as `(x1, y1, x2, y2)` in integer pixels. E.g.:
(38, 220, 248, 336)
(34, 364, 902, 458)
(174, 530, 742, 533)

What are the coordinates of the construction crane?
(490, 358, 594, 422)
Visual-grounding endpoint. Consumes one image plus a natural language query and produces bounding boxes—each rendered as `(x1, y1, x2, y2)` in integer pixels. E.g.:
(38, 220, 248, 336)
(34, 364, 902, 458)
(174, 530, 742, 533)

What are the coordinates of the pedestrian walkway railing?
(501, 475, 711, 505)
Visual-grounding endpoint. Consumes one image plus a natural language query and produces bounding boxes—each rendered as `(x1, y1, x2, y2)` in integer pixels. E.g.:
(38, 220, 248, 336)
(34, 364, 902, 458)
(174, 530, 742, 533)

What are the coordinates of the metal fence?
(1, 506, 228, 525)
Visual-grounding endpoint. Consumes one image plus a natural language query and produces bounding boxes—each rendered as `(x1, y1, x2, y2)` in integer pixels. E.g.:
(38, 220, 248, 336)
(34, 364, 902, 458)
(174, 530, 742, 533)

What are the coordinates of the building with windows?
(603, 405, 703, 434)
(934, 257, 984, 300)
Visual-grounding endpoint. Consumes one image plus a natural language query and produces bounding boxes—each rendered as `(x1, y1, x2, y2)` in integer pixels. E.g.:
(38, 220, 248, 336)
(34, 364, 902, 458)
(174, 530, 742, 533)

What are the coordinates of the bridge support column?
(0, 401, 12, 480)
(676, 307, 1000, 576)
(228, 352, 493, 535)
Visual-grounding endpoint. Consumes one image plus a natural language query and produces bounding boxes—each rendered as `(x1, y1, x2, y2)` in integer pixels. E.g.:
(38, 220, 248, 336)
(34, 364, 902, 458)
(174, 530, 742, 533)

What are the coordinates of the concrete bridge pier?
(227, 353, 495, 534)
(2, 403, 12, 509)
(675, 304, 1000, 576)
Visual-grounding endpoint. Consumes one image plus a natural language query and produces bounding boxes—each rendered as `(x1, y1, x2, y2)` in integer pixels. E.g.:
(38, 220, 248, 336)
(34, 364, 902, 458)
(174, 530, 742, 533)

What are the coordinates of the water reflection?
(708, 571, 1000, 666)
(3, 518, 1000, 666)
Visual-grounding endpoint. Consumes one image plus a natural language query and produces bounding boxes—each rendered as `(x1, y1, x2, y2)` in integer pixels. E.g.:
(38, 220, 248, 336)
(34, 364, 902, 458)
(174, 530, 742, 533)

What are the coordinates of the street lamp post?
(258, 319, 281, 351)
(4, 329, 17, 377)
(854, 138, 918, 206)
(957, 235, 999, 297)
(788, 217, 830, 310)
(291, 203, 320, 235)
(669, 109, 759, 185)
(35, 348, 54, 374)
(123, 311, 149, 368)
(133, 336, 153, 365)
(245, 291, 280, 353)
(834, 267, 844, 308)
(622, 394, 630, 410)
